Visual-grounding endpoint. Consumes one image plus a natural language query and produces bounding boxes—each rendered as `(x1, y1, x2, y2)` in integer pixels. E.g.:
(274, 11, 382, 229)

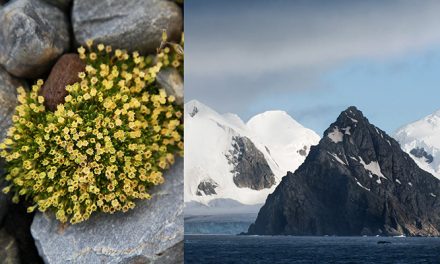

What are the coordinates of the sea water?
(185, 235, 440, 263)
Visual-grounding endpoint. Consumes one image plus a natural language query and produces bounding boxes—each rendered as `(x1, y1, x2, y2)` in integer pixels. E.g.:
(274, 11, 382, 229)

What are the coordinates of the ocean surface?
(185, 235, 440, 263)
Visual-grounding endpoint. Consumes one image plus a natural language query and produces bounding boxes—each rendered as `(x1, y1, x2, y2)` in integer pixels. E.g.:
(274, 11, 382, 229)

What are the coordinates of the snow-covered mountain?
(184, 100, 320, 208)
(395, 109, 440, 179)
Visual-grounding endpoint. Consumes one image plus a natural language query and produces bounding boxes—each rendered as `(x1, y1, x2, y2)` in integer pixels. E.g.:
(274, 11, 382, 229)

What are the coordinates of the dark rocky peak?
(320, 107, 401, 181)
(247, 106, 440, 236)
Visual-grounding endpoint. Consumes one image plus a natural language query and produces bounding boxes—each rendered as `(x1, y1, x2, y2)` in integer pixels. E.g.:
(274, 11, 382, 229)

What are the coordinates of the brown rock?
(40, 54, 85, 111)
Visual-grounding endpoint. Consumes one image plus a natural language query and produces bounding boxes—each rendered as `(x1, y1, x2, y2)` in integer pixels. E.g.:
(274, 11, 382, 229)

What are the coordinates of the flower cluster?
(0, 33, 184, 224)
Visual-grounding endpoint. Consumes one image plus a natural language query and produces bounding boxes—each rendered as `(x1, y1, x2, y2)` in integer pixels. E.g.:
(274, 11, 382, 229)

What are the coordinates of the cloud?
(185, 0, 440, 114)
(187, 0, 440, 76)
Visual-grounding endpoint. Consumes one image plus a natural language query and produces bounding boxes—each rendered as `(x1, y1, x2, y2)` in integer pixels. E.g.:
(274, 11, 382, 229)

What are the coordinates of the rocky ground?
(0, 0, 183, 263)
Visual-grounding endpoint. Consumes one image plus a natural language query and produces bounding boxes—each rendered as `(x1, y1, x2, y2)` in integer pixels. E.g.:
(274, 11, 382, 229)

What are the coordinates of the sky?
(185, 0, 440, 135)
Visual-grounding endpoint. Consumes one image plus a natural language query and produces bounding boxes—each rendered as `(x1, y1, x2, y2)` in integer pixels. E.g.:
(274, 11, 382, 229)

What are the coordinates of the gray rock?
(31, 159, 183, 264)
(41, 0, 71, 10)
(157, 67, 183, 105)
(72, 0, 182, 54)
(196, 178, 218, 196)
(0, 228, 20, 264)
(227, 136, 276, 190)
(0, 0, 70, 78)
(0, 67, 21, 143)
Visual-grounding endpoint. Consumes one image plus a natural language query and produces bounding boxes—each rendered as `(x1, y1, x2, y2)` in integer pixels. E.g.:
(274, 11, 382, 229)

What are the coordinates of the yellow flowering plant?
(0, 33, 184, 224)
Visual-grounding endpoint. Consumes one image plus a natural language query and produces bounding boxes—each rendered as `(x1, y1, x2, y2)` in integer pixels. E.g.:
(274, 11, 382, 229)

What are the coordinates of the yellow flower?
(91, 77, 98, 85)
(77, 46, 86, 54)
(86, 39, 93, 47)
(97, 44, 105, 51)
(89, 53, 97, 61)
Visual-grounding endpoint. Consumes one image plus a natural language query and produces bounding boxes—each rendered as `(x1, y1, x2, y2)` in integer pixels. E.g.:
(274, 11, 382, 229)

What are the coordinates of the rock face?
(41, 0, 71, 10)
(0, 67, 22, 143)
(410, 147, 434, 164)
(248, 106, 440, 236)
(196, 178, 219, 196)
(0, 0, 70, 78)
(157, 68, 183, 105)
(227, 136, 276, 190)
(31, 159, 183, 264)
(72, 0, 182, 54)
(40, 54, 86, 111)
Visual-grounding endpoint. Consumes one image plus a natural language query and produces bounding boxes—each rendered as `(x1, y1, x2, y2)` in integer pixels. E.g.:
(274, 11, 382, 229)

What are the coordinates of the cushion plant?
(0, 33, 184, 224)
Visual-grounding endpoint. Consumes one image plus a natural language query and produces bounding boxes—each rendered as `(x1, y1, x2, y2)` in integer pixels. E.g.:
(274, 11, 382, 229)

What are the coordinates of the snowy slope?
(184, 100, 320, 208)
(247, 110, 320, 174)
(394, 109, 440, 179)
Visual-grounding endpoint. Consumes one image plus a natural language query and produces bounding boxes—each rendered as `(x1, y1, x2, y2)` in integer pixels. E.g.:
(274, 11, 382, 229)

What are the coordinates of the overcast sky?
(185, 0, 440, 135)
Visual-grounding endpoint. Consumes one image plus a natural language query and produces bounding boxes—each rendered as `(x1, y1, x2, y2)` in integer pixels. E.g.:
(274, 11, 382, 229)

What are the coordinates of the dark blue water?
(185, 235, 440, 263)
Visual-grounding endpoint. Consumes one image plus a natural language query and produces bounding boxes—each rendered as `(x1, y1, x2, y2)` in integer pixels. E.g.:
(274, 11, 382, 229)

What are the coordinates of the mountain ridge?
(247, 106, 440, 236)
(184, 100, 320, 208)
(395, 108, 440, 179)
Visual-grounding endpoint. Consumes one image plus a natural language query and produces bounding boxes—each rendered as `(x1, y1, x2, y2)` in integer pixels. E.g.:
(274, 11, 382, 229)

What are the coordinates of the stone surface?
(0, 228, 20, 264)
(0, 67, 22, 143)
(72, 0, 182, 54)
(40, 54, 86, 111)
(0, 0, 70, 78)
(248, 106, 440, 236)
(31, 159, 183, 264)
(157, 67, 183, 105)
(227, 136, 276, 190)
(41, 0, 71, 10)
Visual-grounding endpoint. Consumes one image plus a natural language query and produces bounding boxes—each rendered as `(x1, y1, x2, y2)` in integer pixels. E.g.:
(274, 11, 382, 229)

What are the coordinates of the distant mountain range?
(247, 106, 440, 236)
(184, 100, 319, 213)
(185, 101, 440, 236)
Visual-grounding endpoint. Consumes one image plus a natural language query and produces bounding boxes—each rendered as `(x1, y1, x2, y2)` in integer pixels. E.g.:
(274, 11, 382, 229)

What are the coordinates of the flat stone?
(157, 68, 183, 105)
(40, 54, 86, 111)
(0, 0, 70, 78)
(0, 67, 22, 143)
(0, 228, 20, 264)
(31, 158, 183, 264)
(72, 0, 182, 54)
